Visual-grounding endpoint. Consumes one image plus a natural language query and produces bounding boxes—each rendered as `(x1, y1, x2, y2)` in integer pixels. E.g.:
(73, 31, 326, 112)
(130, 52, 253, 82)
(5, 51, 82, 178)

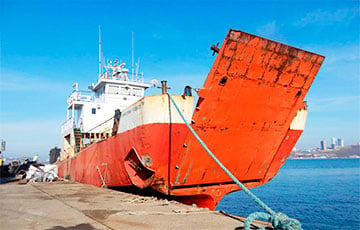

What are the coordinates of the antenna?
(135, 57, 140, 81)
(132, 32, 134, 81)
(98, 25, 102, 77)
(101, 51, 104, 75)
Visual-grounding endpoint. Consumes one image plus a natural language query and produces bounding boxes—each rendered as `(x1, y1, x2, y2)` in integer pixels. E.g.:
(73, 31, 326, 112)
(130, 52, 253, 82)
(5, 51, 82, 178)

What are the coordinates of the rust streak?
(174, 140, 191, 185)
(182, 162, 193, 184)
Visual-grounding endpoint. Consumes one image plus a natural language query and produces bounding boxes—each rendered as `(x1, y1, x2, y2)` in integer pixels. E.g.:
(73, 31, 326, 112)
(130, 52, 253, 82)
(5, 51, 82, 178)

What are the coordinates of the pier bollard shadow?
(47, 223, 95, 230)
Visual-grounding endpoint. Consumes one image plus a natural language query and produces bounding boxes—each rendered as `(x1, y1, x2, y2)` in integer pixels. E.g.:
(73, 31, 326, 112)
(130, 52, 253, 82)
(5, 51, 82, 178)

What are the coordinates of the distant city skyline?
(0, 0, 359, 160)
(320, 137, 346, 150)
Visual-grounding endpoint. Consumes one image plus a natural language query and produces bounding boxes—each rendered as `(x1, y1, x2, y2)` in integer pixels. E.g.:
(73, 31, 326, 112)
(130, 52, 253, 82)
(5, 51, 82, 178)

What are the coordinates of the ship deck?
(0, 181, 273, 229)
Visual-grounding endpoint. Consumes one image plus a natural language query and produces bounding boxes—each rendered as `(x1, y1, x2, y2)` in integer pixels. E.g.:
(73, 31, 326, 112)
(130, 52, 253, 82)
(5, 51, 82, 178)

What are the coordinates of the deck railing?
(85, 116, 114, 134)
(69, 90, 93, 103)
(98, 71, 144, 83)
(61, 117, 75, 136)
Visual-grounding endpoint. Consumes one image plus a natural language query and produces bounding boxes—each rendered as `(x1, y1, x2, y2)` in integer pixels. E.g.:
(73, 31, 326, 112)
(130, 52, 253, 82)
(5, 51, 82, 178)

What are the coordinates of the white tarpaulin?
(26, 164, 58, 182)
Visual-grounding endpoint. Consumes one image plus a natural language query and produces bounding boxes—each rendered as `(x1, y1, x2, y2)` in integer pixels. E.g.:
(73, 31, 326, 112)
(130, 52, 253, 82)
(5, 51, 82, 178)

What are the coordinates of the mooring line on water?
(167, 93, 302, 230)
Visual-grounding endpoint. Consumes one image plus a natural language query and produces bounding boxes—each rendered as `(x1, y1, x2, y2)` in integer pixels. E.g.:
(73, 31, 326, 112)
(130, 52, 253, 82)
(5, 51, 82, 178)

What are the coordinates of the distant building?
(331, 137, 336, 149)
(49, 147, 61, 164)
(320, 140, 327, 150)
(1, 140, 5, 152)
(337, 138, 344, 148)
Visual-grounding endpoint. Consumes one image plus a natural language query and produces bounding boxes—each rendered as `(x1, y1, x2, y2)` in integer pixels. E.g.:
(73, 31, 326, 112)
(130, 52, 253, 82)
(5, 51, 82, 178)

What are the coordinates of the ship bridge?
(61, 62, 150, 158)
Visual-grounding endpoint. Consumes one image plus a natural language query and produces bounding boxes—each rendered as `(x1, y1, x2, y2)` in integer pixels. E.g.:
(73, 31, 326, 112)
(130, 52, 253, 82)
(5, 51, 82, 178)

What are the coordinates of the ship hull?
(58, 113, 305, 210)
(58, 123, 188, 188)
(59, 29, 324, 210)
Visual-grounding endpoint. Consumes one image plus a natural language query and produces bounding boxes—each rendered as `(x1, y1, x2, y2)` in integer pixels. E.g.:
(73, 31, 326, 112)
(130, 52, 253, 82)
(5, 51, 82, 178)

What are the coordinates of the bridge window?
(120, 86, 130, 95)
(108, 85, 119, 94)
(95, 86, 105, 98)
(92, 108, 96, 114)
(132, 88, 142, 97)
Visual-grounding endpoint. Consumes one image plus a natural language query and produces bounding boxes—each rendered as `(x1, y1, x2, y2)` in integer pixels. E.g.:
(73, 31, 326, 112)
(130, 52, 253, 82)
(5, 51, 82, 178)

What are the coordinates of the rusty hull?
(168, 29, 324, 208)
(59, 29, 324, 210)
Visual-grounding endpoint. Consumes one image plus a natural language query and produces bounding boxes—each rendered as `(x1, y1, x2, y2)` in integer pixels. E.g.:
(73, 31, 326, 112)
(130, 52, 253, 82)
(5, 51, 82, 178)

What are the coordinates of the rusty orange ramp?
(170, 29, 324, 192)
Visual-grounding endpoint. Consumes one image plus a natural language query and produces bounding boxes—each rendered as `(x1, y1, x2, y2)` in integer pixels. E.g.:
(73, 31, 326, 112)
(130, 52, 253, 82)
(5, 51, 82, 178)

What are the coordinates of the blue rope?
(168, 93, 302, 230)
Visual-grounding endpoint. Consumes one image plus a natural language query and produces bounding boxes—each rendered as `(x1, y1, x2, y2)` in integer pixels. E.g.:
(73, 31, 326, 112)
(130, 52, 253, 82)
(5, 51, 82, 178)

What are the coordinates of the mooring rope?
(167, 93, 302, 230)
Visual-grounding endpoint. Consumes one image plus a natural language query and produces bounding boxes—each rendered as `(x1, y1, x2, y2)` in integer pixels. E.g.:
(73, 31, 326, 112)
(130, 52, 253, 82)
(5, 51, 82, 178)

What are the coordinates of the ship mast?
(98, 25, 102, 77)
(132, 32, 134, 81)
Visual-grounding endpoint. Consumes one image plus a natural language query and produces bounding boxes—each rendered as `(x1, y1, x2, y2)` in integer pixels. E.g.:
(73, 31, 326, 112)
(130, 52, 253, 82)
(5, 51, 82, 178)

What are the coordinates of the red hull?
(59, 123, 188, 188)
(59, 29, 324, 210)
(58, 120, 303, 210)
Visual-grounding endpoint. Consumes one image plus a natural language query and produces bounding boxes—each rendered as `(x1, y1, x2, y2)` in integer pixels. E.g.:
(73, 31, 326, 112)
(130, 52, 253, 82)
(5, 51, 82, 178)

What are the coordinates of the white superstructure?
(61, 61, 150, 159)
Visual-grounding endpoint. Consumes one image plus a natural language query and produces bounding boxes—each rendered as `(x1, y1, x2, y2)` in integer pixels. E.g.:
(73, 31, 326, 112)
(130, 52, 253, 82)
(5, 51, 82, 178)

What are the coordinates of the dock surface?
(0, 181, 271, 229)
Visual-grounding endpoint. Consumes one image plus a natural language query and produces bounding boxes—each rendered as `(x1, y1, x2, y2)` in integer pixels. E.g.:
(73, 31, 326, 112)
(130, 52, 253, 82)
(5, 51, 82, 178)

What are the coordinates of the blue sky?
(0, 0, 359, 160)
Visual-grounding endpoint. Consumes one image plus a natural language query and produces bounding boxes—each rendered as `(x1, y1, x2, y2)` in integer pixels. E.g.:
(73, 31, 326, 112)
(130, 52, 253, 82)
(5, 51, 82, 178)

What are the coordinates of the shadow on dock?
(0, 181, 272, 229)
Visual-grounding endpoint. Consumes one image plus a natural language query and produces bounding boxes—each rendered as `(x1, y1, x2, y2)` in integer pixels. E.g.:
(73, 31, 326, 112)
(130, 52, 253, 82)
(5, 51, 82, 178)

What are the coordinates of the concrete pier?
(0, 181, 272, 229)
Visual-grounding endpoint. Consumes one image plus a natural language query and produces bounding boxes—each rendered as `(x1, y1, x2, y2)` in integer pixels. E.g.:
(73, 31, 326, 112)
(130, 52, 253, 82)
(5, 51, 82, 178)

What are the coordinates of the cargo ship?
(58, 29, 324, 210)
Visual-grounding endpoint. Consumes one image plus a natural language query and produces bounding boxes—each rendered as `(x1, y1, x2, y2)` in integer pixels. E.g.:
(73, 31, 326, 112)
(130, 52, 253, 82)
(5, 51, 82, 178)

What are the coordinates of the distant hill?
(327, 145, 360, 158)
(290, 145, 360, 159)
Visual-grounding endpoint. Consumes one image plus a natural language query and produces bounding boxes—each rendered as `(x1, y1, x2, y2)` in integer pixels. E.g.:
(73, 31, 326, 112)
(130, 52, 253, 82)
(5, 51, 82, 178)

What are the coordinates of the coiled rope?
(168, 93, 302, 230)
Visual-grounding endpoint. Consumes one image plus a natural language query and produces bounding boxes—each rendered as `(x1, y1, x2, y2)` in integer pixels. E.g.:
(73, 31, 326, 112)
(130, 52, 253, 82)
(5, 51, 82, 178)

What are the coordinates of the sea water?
(216, 159, 360, 229)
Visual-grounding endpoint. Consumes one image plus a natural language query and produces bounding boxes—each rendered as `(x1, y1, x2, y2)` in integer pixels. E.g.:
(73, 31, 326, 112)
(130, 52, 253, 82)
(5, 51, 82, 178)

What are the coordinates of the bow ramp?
(171, 29, 324, 191)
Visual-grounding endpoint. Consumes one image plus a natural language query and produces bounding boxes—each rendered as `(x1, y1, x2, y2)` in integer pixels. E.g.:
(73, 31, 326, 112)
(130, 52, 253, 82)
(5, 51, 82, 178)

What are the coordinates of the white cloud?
(295, 7, 359, 27)
(327, 47, 359, 64)
(307, 96, 360, 112)
(256, 21, 278, 38)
